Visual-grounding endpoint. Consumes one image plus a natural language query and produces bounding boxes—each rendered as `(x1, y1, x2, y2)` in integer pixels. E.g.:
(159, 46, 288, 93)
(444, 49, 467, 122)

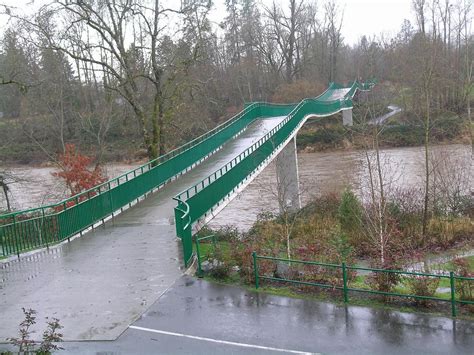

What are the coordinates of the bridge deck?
(0, 117, 285, 341)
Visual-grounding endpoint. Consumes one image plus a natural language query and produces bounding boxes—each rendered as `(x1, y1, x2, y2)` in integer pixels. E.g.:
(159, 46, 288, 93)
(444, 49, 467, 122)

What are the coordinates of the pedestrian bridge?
(0, 80, 374, 267)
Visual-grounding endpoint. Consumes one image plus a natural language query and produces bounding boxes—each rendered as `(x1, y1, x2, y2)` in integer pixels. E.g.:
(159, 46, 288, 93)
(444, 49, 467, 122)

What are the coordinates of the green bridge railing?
(252, 253, 474, 317)
(0, 80, 373, 261)
(0, 101, 295, 258)
(174, 81, 373, 267)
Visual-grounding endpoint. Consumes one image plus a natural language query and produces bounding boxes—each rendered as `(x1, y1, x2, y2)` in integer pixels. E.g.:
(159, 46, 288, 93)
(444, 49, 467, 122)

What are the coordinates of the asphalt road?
(45, 276, 474, 354)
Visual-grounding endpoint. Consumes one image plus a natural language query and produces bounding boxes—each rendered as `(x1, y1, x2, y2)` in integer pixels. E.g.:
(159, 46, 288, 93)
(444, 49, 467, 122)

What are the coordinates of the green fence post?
(13, 214, 19, 257)
(450, 271, 456, 317)
(195, 238, 203, 277)
(342, 262, 348, 303)
(42, 208, 49, 249)
(253, 251, 259, 289)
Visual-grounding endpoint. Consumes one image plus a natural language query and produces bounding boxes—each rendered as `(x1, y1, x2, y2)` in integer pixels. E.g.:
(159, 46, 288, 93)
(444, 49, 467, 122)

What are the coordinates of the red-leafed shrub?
(53, 144, 106, 197)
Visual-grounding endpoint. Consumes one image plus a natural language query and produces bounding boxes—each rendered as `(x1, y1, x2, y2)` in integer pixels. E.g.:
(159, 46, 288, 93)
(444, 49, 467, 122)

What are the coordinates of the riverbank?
(296, 111, 472, 153)
(196, 183, 474, 318)
(0, 109, 471, 164)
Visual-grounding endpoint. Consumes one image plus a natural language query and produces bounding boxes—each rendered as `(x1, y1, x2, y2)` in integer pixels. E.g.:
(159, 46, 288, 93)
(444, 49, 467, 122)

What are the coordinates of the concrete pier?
(343, 108, 353, 126)
(276, 137, 301, 212)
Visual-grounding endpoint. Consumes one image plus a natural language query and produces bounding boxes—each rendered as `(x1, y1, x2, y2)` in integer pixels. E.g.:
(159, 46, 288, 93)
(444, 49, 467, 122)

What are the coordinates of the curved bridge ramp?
(0, 80, 373, 341)
(174, 81, 373, 266)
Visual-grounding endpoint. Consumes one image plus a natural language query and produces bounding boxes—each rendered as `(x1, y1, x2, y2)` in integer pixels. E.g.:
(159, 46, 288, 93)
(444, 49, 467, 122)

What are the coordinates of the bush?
(366, 260, 402, 297)
(379, 124, 424, 147)
(297, 126, 346, 150)
(432, 115, 465, 140)
(405, 275, 440, 306)
(427, 216, 473, 247)
(338, 189, 363, 245)
(452, 258, 474, 303)
(7, 308, 63, 353)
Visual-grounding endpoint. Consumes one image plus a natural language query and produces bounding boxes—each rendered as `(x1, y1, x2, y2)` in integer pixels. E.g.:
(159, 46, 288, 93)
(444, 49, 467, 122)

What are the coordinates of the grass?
(350, 274, 452, 300)
(431, 255, 474, 273)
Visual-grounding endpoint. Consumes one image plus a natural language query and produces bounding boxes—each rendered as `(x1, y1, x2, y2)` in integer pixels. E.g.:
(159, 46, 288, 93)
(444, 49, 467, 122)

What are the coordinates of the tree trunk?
(0, 179, 11, 212)
(422, 92, 431, 238)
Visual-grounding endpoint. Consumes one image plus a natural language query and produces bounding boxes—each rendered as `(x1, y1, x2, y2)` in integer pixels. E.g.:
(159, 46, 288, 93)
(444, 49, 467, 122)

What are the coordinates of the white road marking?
(129, 325, 316, 354)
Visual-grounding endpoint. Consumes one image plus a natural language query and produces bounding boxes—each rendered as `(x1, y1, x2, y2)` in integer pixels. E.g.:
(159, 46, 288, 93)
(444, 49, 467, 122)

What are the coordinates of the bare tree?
(356, 92, 402, 265)
(0, 170, 24, 212)
(264, 0, 311, 83)
(17, 0, 208, 160)
(324, 0, 344, 83)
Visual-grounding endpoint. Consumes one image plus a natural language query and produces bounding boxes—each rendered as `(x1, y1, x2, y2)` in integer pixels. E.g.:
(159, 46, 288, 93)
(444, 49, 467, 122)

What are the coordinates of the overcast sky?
(1, 0, 415, 45)
(211, 0, 415, 44)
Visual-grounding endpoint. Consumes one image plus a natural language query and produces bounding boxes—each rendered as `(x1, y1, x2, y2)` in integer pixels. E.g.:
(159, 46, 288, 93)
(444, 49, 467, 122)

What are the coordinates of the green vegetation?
(432, 256, 474, 272)
(195, 188, 473, 317)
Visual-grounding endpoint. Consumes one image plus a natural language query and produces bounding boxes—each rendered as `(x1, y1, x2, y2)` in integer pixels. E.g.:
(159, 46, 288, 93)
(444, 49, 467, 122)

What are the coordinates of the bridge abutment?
(276, 137, 301, 213)
(343, 109, 353, 126)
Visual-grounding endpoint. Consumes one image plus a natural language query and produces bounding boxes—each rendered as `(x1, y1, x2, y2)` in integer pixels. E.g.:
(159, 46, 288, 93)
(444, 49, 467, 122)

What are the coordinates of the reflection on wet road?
(57, 276, 474, 354)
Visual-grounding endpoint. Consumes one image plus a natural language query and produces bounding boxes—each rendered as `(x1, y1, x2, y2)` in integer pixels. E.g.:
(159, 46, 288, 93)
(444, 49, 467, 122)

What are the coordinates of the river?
(0, 145, 471, 232)
(209, 144, 472, 231)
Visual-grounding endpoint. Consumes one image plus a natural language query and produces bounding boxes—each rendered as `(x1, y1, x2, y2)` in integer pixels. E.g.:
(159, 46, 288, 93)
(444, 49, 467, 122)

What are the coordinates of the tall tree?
(23, 0, 206, 160)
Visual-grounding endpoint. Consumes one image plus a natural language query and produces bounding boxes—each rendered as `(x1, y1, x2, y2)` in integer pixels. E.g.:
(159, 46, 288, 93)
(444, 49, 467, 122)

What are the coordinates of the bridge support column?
(343, 109, 353, 126)
(276, 137, 301, 213)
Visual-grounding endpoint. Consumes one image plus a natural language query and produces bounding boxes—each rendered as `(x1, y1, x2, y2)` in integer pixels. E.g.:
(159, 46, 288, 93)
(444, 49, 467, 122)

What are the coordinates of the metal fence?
(195, 234, 217, 276)
(252, 253, 474, 317)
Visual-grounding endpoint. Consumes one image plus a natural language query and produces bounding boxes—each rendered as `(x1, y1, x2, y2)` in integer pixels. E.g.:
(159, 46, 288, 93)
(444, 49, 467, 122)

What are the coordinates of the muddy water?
(208, 144, 472, 231)
(0, 164, 139, 211)
(0, 145, 471, 230)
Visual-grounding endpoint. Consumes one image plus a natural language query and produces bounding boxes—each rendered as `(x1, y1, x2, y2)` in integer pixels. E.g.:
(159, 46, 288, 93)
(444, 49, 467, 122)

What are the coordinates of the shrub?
(406, 275, 440, 306)
(338, 189, 363, 245)
(205, 242, 232, 279)
(7, 308, 63, 353)
(328, 226, 353, 263)
(297, 126, 346, 150)
(366, 260, 402, 297)
(427, 216, 473, 247)
(53, 143, 105, 197)
(452, 258, 474, 303)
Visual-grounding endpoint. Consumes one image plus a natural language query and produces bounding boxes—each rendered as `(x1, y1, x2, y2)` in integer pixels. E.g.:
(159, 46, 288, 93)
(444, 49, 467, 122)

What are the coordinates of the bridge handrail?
(174, 82, 369, 202)
(0, 102, 263, 221)
(172, 81, 361, 203)
(0, 101, 297, 257)
(1, 100, 301, 222)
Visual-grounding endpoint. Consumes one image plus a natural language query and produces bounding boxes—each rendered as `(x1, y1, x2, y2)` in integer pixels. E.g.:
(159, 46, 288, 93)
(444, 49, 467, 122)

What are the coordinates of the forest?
(0, 0, 471, 164)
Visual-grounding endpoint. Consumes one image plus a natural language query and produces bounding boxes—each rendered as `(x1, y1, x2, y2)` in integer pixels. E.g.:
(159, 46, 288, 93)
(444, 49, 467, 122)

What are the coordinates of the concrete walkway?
(368, 105, 402, 125)
(0, 118, 285, 341)
(3, 276, 469, 354)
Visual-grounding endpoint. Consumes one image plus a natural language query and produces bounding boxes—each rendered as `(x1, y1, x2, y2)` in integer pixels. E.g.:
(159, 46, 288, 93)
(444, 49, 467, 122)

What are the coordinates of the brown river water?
(209, 144, 472, 231)
(0, 145, 472, 233)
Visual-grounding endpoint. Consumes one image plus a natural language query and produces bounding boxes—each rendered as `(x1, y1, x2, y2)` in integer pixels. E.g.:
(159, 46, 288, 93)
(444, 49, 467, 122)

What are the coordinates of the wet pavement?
(0, 118, 285, 341)
(1, 276, 469, 354)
